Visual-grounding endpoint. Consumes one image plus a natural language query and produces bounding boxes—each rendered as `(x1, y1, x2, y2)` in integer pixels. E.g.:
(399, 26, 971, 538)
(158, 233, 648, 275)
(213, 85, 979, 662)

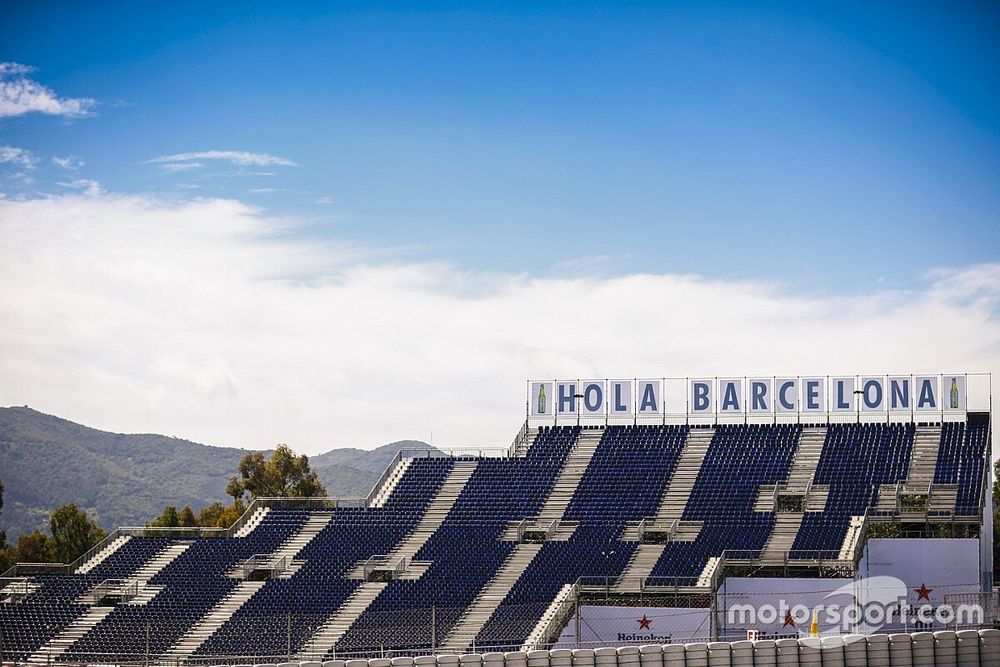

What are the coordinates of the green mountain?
(0, 406, 432, 540)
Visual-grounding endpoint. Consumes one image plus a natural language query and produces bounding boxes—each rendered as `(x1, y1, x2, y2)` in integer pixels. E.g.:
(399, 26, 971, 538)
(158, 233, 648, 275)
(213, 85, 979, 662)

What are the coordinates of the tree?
(150, 505, 180, 528)
(0, 479, 11, 573)
(49, 503, 106, 564)
(227, 444, 327, 502)
(178, 506, 197, 527)
(15, 530, 50, 563)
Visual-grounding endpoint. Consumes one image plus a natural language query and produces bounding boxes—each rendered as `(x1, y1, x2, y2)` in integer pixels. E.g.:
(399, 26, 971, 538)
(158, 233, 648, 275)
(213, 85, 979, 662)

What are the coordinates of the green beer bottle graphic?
(537, 384, 546, 414)
(950, 377, 959, 409)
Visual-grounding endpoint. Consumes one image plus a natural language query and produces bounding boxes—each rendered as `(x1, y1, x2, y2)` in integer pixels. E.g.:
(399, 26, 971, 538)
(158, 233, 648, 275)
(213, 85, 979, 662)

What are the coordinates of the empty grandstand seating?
(0, 417, 990, 662)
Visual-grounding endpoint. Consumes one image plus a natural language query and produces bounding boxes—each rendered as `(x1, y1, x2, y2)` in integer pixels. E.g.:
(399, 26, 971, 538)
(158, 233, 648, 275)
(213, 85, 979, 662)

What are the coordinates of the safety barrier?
(183, 629, 999, 667)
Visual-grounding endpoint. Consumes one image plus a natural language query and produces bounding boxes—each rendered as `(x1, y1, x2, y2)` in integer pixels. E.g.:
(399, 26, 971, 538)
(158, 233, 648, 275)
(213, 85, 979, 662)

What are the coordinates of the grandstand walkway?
(76, 534, 131, 574)
(616, 428, 714, 591)
(759, 427, 826, 561)
(28, 606, 115, 664)
(164, 514, 334, 660)
(906, 424, 943, 489)
(297, 460, 479, 657)
(439, 427, 604, 652)
(370, 458, 413, 508)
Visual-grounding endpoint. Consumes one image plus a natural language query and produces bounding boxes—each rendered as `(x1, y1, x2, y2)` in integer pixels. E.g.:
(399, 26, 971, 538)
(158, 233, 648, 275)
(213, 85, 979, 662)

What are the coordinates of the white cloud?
(52, 155, 85, 171)
(0, 190, 996, 455)
(0, 62, 96, 118)
(159, 162, 204, 173)
(315, 196, 334, 205)
(56, 179, 102, 197)
(0, 145, 38, 169)
(148, 151, 297, 168)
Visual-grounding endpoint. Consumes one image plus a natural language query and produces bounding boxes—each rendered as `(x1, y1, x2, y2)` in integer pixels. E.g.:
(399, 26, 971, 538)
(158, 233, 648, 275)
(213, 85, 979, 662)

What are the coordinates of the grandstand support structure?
(299, 460, 479, 656)
(616, 428, 714, 591)
(441, 427, 604, 652)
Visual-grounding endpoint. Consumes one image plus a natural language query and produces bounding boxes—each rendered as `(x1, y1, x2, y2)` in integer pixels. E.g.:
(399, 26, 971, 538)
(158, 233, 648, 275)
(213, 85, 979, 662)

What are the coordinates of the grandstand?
(0, 374, 993, 664)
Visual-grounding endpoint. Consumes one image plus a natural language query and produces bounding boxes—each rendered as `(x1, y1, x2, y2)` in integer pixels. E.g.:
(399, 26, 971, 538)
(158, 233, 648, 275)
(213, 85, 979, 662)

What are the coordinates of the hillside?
(0, 406, 431, 539)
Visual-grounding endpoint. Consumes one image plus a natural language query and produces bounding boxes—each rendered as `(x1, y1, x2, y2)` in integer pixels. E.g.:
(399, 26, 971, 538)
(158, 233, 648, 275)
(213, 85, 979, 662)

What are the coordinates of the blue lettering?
(558, 383, 577, 413)
(722, 382, 741, 411)
(917, 379, 937, 409)
(863, 380, 883, 410)
(805, 380, 821, 410)
(891, 379, 909, 409)
(614, 383, 628, 412)
(751, 381, 769, 411)
(584, 384, 603, 412)
(693, 382, 711, 412)
(836, 380, 851, 409)
(778, 381, 795, 410)
(639, 383, 658, 412)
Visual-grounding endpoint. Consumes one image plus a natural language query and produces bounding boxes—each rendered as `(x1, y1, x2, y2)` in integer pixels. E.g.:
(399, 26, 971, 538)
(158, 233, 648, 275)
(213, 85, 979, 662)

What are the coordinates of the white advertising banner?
(555, 605, 712, 645)
(831, 376, 855, 412)
(530, 381, 553, 417)
(527, 374, 973, 420)
(861, 376, 886, 412)
(749, 377, 772, 413)
(888, 376, 912, 412)
(801, 377, 825, 413)
(942, 374, 967, 412)
(690, 378, 714, 414)
(775, 377, 798, 413)
(580, 379, 605, 416)
(609, 379, 632, 416)
(914, 375, 940, 412)
(556, 381, 578, 415)
(719, 378, 743, 413)
(637, 379, 662, 416)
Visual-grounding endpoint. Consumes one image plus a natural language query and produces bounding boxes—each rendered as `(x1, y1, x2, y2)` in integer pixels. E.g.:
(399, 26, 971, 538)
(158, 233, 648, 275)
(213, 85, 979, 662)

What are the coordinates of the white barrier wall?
(716, 578, 854, 639)
(240, 630, 1000, 667)
(555, 607, 713, 645)
(857, 538, 981, 632)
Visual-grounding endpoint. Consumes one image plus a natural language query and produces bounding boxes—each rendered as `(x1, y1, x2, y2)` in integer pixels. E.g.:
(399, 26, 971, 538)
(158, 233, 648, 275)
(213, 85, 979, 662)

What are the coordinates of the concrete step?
(298, 583, 388, 657)
(439, 543, 544, 651)
(655, 428, 714, 524)
(162, 580, 267, 658)
(27, 606, 114, 662)
(761, 513, 805, 561)
(76, 535, 132, 574)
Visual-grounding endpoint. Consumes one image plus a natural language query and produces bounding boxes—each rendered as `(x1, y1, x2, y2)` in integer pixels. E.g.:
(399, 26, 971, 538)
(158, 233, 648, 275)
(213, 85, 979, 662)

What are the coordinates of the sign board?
(528, 375, 969, 419)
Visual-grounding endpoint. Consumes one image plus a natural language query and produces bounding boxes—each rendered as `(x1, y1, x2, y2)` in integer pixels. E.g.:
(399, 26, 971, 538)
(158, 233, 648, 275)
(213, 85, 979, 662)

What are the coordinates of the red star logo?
(915, 583, 933, 601)
(783, 610, 796, 627)
(637, 614, 652, 630)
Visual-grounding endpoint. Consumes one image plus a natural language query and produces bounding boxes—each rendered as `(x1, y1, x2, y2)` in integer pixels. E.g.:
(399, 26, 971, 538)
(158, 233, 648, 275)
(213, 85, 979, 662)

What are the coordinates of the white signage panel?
(580, 379, 605, 416)
(719, 378, 743, 413)
(609, 379, 632, 416)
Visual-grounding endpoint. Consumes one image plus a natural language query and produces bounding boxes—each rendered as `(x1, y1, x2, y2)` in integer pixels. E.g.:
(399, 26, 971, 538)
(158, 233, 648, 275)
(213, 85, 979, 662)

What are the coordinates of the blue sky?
(2, 1, 998, 289)
(1, 2, 998, 450)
